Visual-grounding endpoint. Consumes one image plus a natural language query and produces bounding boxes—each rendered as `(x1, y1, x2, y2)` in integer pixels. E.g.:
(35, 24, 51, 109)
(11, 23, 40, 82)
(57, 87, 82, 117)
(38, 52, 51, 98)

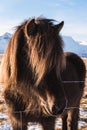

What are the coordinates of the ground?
(0, 54, 87, 130)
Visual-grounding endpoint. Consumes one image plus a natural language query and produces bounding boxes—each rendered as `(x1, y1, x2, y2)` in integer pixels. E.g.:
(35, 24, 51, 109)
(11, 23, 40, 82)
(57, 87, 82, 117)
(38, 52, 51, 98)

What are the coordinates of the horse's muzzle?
(52, 100, 67, 115)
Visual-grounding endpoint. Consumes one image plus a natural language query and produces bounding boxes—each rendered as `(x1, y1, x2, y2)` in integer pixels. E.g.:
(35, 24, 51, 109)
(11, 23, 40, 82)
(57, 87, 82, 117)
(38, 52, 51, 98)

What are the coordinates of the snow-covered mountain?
(80, 41, 87, 45)
(0, 32, 12, 53)
(0, 32, 87, 57)
(62, 36, 87, 57)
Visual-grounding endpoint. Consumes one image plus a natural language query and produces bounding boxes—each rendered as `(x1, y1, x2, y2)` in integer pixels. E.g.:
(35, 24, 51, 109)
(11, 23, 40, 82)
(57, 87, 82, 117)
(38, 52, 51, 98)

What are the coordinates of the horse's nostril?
(52, 103, 65, 115)
(52, 104, 60, 115)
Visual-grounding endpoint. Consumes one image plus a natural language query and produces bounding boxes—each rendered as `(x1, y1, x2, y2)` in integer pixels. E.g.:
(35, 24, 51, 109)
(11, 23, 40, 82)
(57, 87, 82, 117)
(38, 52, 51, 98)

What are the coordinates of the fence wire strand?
(0, 80, 87, 85)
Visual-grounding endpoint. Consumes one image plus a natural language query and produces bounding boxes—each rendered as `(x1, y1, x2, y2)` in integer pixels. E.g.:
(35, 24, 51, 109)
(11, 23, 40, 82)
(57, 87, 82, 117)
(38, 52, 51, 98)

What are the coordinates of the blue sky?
(0, 0, 87, 41)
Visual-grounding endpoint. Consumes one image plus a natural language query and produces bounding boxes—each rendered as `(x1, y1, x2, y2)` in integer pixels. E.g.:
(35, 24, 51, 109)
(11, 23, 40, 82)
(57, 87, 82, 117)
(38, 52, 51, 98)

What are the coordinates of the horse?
(0, 17, 86, 130)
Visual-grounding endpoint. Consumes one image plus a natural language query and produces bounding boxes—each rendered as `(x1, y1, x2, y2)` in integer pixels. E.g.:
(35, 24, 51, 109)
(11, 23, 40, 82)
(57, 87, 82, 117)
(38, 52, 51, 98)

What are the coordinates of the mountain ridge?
(0, 32, 87, 57)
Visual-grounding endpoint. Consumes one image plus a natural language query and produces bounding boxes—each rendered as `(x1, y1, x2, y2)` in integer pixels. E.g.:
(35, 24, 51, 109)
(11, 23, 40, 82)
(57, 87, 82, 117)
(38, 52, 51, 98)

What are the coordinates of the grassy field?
(0, 55, 87, 130)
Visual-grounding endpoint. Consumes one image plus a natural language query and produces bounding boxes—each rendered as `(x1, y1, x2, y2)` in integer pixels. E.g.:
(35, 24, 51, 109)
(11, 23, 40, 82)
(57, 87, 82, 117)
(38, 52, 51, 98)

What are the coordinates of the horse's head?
(23, 17, 67, 116)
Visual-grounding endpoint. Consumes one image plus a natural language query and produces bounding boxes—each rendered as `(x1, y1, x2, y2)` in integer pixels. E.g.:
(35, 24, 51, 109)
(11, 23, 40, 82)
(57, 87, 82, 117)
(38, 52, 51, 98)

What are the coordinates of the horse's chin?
(42, 106, 65, 117)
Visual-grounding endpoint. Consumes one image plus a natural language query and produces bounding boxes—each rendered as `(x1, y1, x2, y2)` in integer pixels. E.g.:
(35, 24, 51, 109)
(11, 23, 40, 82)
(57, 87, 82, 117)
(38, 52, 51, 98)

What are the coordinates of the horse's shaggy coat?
(0, 17, 86, 130)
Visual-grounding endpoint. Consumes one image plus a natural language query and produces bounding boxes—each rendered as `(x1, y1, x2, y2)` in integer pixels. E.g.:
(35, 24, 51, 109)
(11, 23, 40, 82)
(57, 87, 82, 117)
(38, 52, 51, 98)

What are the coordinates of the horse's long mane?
(0, 17, 65, 87)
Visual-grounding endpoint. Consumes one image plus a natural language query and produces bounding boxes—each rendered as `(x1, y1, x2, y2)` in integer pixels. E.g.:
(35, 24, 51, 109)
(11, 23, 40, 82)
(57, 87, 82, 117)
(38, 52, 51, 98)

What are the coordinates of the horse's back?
(63, 52, 86, 82)
(61, 52, 86, 107)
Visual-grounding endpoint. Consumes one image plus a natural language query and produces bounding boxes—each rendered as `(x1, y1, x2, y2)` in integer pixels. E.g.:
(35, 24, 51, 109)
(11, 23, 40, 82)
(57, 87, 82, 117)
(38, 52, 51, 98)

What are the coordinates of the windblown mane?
(0, 17, 65, 87)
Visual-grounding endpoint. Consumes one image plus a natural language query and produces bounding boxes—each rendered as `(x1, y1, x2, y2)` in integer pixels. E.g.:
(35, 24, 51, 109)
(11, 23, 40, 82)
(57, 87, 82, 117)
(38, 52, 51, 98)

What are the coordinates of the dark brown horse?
(0, 17, 86, 130)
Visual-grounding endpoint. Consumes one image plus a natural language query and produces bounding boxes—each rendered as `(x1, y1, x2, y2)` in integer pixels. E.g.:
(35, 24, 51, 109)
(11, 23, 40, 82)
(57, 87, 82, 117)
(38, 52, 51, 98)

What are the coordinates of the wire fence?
(0, 107, 87, 130)
(0, 80, 87, 130)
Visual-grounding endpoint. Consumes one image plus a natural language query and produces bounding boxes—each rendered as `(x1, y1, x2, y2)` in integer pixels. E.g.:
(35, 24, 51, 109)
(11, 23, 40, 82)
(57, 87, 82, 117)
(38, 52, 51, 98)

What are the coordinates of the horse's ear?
(55, 21, 64, 32)
(25, 19, 37, 36)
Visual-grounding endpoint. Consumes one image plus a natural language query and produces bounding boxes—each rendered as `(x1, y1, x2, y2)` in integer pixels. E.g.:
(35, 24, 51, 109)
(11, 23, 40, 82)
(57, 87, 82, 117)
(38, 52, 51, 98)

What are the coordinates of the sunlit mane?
(0, 17, 65, 86)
